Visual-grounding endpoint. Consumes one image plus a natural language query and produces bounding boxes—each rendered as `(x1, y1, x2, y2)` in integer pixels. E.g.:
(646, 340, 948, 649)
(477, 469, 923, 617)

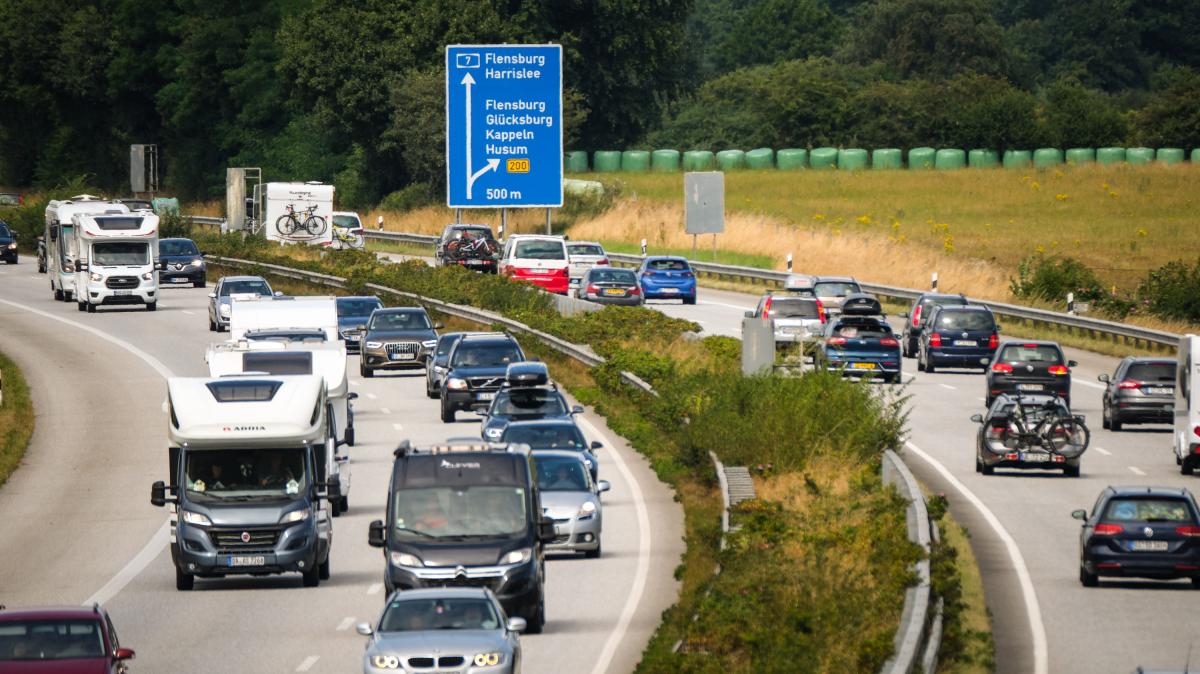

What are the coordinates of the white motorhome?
(229, 295, 340, 342)
(44, 196, 129, 302)
(206, 339, 355, 515)
(70, 210, 161, 312)
(1176, 335, 1200, 474)
(150, 374, 337, 589)
(264, 182, 335, 247)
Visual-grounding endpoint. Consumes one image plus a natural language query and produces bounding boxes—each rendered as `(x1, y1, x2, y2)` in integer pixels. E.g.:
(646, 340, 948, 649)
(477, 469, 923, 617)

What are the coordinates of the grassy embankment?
(0, 351, 34, 488)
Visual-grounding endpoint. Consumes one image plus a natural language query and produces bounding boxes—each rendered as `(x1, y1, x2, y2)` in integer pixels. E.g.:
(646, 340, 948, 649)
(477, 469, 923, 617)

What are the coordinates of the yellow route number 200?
(506, 159, 530, 174)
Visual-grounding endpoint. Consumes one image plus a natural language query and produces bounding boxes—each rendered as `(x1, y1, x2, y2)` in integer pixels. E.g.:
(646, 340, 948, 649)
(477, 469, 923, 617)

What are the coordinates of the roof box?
(505, 361, 549, 387)
(840, 293, 882, 316)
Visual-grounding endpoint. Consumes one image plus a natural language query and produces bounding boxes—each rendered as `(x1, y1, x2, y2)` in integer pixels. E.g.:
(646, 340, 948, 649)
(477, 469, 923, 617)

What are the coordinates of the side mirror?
(1068, 360, 1078, 368)
(1074, 415, 1086, 424)
(434, 322, 444, 330)
(207, 292, 216, 299)
(114, 648, 135, 661)
(150, 480, 167, 507)
(198, 250, 207, 256)
(590, 441, 603, 451)
(969, 414, 984, 423)
(538, 517, 556, 541)
(1097, 374, 1110, 383)
(274, 291, 284, 297)
(156, 259, 167, 271)
(571, 405, 584, 415)
(76, 259, 89, 272)
(368, 519, 386, 548)
(995, 324, 1003, 332)
(355, 622, 374, 636)
(506, 616, 527, 633)
(1071, 509, 1087, 522)
(597, 480, 611, 493)
(348, 392, 359, 401)
(744, 310, 755, 318)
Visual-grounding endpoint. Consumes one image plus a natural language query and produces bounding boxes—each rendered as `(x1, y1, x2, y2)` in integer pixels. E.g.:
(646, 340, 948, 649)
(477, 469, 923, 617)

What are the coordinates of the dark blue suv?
(1074, 486, 1200, 588)
(917, 305, 999, 373)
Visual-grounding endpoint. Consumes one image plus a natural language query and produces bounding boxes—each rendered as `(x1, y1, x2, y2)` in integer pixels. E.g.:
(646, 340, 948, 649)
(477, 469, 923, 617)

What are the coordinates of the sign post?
(446, 44, 563, 210)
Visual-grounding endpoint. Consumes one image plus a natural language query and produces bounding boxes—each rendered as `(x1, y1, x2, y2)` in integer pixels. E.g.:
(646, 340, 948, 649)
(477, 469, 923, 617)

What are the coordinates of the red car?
(0, 605, 134, 673)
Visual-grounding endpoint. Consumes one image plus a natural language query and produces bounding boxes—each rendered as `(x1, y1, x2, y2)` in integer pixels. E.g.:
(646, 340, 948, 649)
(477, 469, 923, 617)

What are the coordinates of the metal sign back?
(684, 172, 725, 235)
(130, 145, 147, 193)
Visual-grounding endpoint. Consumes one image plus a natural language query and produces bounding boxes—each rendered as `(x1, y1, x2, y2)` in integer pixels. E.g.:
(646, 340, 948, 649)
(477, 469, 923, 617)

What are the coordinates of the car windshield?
(1103, 498, 1194, 522)
(935, 311, 994, 331)
(832, 319, 891, 339)
(159, 239, 199, 256)
(452, 343, 522, 367)
(0, 223, 11, 237)
(501, 424, 586, 449)
(768, 298, 819, 319)
(1000, 345, 1062, 364)
(92, 241, 149, 266)
(379, 597, 501, 632)
(369, 311, 430, 330)
(221, 279, 272, 296)
(814, 281, 860, 297)
(435, 334, 464, 357)
(588, 269, 636, 284)
(184, 448, 309, 501)
(0, 620, 105, 661)
(394, 486, 527, 538)
(0, 194, 18, 206)
(1126, 362, 1175, 382)
(514, 240, 564, 260)
(646, 259, 688, 271)
(568, 244, 605, 256)
(332, 215, 360, 229)
(244, 329, 326, 342)
(337, 298, 383, 317)
(492, 389, 568, 418)
(535, 455, 590, 492)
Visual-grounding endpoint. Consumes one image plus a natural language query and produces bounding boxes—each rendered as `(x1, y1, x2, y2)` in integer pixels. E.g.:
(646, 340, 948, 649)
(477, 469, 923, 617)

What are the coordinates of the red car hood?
(0, 659, 109, 674)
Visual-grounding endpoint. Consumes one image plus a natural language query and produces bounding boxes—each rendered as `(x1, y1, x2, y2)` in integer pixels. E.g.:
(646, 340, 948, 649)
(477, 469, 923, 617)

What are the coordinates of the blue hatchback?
(637, 256, 697, 304)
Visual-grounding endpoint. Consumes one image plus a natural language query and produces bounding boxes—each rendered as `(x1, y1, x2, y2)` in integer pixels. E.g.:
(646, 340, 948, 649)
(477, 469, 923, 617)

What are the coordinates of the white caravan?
(264, 182, 335, 247)
(71, 210, 161, 312)
(206, 339, 355, 515)
(229, 295, 340, 342)
(44, 196, 129, 302)
(1176, 335, 1200, 474)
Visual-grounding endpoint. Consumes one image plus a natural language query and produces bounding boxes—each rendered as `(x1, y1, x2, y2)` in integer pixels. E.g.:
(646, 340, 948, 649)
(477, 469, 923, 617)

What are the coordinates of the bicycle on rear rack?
(275, 204, 327, 239)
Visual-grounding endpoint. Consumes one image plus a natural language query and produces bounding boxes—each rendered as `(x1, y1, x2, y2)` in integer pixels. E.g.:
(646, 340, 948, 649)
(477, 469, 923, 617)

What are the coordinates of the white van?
(1176, 335, 1200, 474)
(230, 296, 340, 342)
(71, 210, 161, 312)
(499, 234, 570, 295)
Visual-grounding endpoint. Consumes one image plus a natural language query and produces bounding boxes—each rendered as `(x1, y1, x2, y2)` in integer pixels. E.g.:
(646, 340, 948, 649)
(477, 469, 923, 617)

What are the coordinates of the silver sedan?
(206, 275, 278, 332)
(533, 450, 610, 558)
(358, 587, 524, 674)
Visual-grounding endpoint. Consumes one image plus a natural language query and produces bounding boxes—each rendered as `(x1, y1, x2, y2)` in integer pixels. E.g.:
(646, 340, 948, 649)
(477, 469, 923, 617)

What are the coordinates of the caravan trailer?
(1176, 335, 1200, 474)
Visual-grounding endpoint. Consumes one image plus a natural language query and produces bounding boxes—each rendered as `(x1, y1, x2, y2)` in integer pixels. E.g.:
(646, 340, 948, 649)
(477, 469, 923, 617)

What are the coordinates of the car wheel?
(216, 322, 226, 333)
(925, 354, 936, 374)
(318, 555, 331, 581)
(525, 596, 545, 634)
(981, 462, 994, 476)
(1101, 404, 1111, 430)
(683, 295, 696, 305)
(916, 350, 926, 372)
(426, 379, 439, 399)
(302, 564, 320, 587)
(146, 301, 156, 312)
(1183, 457, 1194, 476)
(339, 495, 349, 513)
(86, 301, 96, 313)
(194, 279, 206, 288)
(175, 567, 195, 591)
(1063, 464, 1080, 478)
(330, 497, 341, 517)
(1110, 413, 1122, 432)
(883, 373, 899, 384)
(208, 317, 216, 331)
(585, 540, 601, 559)
(975, 457, 982, 473)
(440, 400, 456, 423)
(54, 288, 63, 301)
(1191, 577, 1200, 589)
(361, 364, 374, 378)
(1080, 566, 1098, 587)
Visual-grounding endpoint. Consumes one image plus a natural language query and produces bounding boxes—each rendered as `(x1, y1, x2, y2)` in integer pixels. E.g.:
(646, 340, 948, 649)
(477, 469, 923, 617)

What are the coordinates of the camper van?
(229, 295, 340, 343)
(150, 375, 338, 590)
(263, 182, 335, 247)
(1176, 335, 1200, 475)
(206, 340, 356, 515)
(44, 196, 129, 302)
(71, 210, 161, 312)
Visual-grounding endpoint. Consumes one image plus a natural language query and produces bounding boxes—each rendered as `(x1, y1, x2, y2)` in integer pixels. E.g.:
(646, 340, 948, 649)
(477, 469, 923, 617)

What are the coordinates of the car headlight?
(446, 377, 468, 390)
(6, 242, 16, 250)
(181, 510, 212, 527)
(422, 339, 437, 349)
(501, 547, 532, 565)
(89, 272, 103, 282)
(473, 652, 503, 667)
(219, 304, 231, 317)
(484, 427, 503, 440)
(190, 258, 204, 267)
(141, 272, 154, 281)
(365, 341, 383, 349)
(584, 458, 593, 469)
(578, 501, 597, 517)
(279, 508, 310, 524)
(389, 551, 422, 567)
(371, 654, 401, 669)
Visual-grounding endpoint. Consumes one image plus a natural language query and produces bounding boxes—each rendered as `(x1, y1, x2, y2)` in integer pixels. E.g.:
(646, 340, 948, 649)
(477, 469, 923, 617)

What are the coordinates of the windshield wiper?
(395, 527, 438, 539)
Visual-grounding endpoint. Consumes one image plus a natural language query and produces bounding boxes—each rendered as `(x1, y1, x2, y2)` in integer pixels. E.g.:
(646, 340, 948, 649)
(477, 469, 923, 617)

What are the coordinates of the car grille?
(440, 575, 502, 593)
(385, 342, 421, 357)
(406, 655, 467, 669)
(209, 528, 280, 553)
(468, 376, 505, 390)
(105, 275, 139, 289)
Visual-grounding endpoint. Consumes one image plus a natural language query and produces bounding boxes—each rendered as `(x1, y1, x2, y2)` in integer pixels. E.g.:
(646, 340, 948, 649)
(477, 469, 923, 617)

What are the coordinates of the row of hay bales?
(566, 147, 1199, 172)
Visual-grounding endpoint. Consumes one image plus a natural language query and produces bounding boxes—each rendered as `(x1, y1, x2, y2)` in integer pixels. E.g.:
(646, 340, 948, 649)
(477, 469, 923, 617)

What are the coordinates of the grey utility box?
(742, 317, 775, 376)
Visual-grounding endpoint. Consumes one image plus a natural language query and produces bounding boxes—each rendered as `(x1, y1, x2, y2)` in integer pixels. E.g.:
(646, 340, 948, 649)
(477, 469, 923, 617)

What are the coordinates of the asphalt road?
(0, 258, 683, 674)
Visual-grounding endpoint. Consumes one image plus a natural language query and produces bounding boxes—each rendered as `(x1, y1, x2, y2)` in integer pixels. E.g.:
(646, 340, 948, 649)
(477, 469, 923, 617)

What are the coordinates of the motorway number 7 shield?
(445, 44, 563, 209)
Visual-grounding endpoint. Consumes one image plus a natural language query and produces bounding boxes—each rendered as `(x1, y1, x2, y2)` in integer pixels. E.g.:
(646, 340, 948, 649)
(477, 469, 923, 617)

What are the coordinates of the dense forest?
(1, 0, 1198, 205)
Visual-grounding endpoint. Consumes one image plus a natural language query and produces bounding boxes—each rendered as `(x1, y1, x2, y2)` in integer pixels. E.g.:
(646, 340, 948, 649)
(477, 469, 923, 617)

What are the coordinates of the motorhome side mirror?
(114, 648, 135, 661)
(76, 260, 88, 272)
(355, 623, 374, 636)
(368, 519, 386, 548)
(590, 441, 603, 451)
(597, 480, 611, 493)
(150, 481, 167, 507)
(1068, 360, 1078, 368)
(538, 517, 556, 541)
(506, 617, 527, 633)
(1097, 374, 1110, 383)
(969, 414, 984, 423)
(571, 405, 584, 415)
(348, 392, 359, 401)
(1071, 509, 1087, 522)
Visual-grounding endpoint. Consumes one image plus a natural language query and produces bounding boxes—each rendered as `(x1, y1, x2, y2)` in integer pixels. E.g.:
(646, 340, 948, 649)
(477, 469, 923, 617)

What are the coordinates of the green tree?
(712, 0, 844, 73)
(1133, 65, 1200, 147)
(1041, 78, 1129, 147)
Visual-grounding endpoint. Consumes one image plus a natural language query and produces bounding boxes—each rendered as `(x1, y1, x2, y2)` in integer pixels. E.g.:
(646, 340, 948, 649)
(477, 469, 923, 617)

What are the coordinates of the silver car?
(358, 587, 524, 674)
(746, 293, 825, 344)
(566, 240, 609, 288)
(532, 450, 609, 558)
(812, 276, 862, 317)
(207, 275, 278, 332)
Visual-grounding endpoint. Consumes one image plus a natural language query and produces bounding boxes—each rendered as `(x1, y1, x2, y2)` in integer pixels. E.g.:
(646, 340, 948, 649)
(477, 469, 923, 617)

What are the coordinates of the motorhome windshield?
(393, 486, 527, 539)
(57, 225, 76, 264)
(185, 448, 309, 502)
(92, 241, 149, 266)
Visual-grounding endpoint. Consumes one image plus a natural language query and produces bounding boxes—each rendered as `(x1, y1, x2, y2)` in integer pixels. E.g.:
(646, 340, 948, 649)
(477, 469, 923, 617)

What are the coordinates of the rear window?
(452, 342, 523, 367)
(768, 298, 819, 319)
(493, 389, 567, 416)
(514, 240, 565, 260)
(588, 269, 636, 284)
(647, 258, 689, 271)
(568, 244, 605, 257)
(814, 281, 860, 297)
(332, 215, 360, 229)
(337, 298, 383, 317)
(935, 310, 994, 331)
(450, 227, 492, 240)
(1103, 498, 1194, 522)
(832, 319, 891, 339)
(999, 345, 1062, 364)
(1127, 362, 1175, 382)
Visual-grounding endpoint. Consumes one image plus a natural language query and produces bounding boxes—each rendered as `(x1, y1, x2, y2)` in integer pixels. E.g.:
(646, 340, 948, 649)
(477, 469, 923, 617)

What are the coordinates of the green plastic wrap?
(745, 148, 775, 169)
(777, 149, 808, 170)
(1126, 147, 1154, 165)
(1033, 148, 1063, 168)
(838, 148, 868, 171)
(621, 150, 650, 172)
(908, 147, 935, 169)
(1096, 147, 1126, 165)
(1003, 150, 1032, 168)
(716, 150, 746, 171)
(872, 148, 903, 169)
(968, 149, 999, 168)
(1065, 148, 1095, 165)
(565, 151, 589, 173)
(1157, 148, 1185, 164)
(1192, 149, 1200, 163)
(593, 151, 621, 172)
(682, 151, 715, 171)
(651, 149, 680, 172)
(935, 149, 966, 170)
(810, 147, 838, 170)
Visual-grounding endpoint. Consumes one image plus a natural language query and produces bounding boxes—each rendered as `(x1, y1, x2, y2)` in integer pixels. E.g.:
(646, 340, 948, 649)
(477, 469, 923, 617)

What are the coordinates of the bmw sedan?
(207, 275, 277, 332)
(532, 450, 609, 557)
(357, 587, 524, 674)
(1074, 486, 1200, 588)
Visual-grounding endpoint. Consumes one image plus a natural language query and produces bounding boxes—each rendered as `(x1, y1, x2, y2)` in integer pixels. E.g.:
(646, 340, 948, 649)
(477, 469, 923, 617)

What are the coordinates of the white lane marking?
(698, 300, 751, 311)
(367, 583, 382, 595)
(1076, 380, 1106, 390)
(380, 407, 391, 415)
(977, 397, 986, 402)
(349, 380, 360, 387)
(181, 310, 195, 315)
(366, 392, 378, 400)
(904, 440, 1048, 674)
(901, 372, 916, 383)
(1128, 466, 1147, 476)
(295, 655, 319, 672)
(1094, 447, 1112, 456)
(392, 423, 404, 432)
(575, 414, 653, 674)
(938, 383, 956, 390)
(336, 617, 355, 632)
(0, 298, 179, 607)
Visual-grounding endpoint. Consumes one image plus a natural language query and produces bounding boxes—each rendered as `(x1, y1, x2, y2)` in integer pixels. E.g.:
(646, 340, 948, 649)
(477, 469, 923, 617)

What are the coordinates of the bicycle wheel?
(276, 214, 299, 236)
(349, 233, 364, 249)
(304, 216, 327, 236)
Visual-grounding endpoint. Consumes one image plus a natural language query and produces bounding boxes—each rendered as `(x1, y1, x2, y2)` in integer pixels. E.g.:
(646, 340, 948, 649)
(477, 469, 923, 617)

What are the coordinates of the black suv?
(435, 224, 500, 273)
(1098, 357, 1176, 430)
(899, 292, 968, 357)
(0, 220, 17, 264)
(440, 333, 526, 422)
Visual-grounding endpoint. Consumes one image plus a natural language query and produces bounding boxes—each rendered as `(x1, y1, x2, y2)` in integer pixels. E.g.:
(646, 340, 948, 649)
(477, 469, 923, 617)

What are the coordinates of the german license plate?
(1130, 540, 1169, 552)
(389, 353, 415, 361)
(1147, 387, 1172, 395)
(851, 362, 876, 370)
(114, 290, 132, 296)
(602, 288, 624, 296)
(1017, 384, 1043, 391)
(172, 277, 189, 283)
(465, 259, 484, 265)
(227, 555, 266, 567)
(477, 392, 496, 401)
(1020, 452, 1050, 462)
(661, 288, 679, 294)
(953, 340, 977, 346)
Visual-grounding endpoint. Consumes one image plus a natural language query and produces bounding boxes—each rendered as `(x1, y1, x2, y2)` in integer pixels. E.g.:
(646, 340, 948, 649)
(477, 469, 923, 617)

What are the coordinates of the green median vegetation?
(0, 350, 34, 488)
(198, 231, 976, 672)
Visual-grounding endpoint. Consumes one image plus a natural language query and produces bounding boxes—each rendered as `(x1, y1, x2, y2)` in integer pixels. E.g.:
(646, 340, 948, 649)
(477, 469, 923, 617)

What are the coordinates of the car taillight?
(558, 268, 568, 276)
(929, 333, 942, 347)
(1194, 426, 1200, 439)
(1048, 365, 1069, 375)
(1176, 525, 1200, 537)
(826, 337, 847, 346)
(880, 337, 899, 347)
(630, 286, 641, 295)
(586, 285, 599, 295)
(988, 333, 998, 349)
(1093, 523, 1123, 536)
(682, 271, 694, 278)
(597, 258, 610, 265)
(912, 305, 922, 325)
(992, 363, 1013, 374)
(763, 296, 773, 317)
(1117, 379, 1142, 389)
(816, 299, 826, 324)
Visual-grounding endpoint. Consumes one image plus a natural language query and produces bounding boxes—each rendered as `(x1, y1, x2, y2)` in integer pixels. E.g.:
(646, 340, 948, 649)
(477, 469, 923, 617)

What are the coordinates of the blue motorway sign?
(445, 44, 563, 208)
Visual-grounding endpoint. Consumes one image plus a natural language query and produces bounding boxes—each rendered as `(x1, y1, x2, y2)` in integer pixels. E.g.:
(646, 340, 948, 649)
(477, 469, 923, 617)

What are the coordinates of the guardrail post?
(640, 238, 647, 257)
(786, 253, 793, 273)
(931, 272, 938, 291)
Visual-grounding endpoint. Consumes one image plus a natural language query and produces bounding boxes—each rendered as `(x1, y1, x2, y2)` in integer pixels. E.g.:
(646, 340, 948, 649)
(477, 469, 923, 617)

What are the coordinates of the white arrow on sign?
(462, 72, 499, 199)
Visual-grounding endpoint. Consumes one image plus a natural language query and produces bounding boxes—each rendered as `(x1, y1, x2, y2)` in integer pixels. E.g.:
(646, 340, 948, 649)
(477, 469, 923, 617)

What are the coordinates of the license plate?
(227, 555, 266, 567)
(1017, 384, 1043, 391)
(465, 259, 484, 265)
(851, 362, 876, 370)
(1020, 452, 1050, 462)
(1147, 387, 1172, 395)
(602, 288, 624, 296)
(477, 392, 496, 401)
(389, 352, 416, 361)
(953, 340, 977, 346)
(1130, 540, 1169, 552)
(661, 288, 679, 294)
(172, 277, 189, 283)
(114, 290, 132, 296)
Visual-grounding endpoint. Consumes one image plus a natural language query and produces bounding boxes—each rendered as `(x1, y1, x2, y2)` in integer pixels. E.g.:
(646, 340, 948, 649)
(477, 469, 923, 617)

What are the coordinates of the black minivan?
(369, 441, 555, 633)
